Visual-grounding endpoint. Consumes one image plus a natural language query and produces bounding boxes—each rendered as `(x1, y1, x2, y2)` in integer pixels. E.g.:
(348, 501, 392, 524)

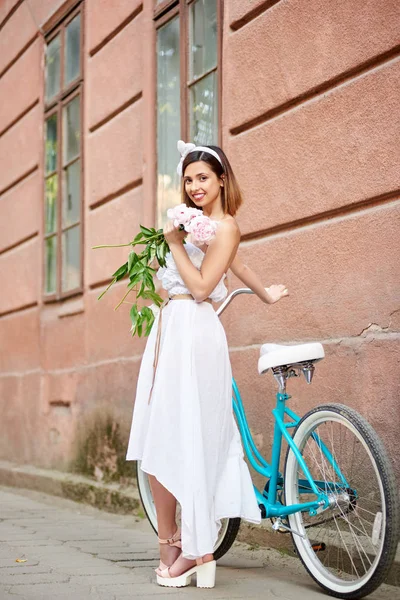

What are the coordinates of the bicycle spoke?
(289, 413, 388, 585)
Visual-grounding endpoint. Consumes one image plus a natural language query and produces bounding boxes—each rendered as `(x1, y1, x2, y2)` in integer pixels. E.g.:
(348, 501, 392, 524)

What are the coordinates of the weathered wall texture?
(0, 0, 152, 470)
(0, 0, 399, 482)
(223, 0, 400, 478)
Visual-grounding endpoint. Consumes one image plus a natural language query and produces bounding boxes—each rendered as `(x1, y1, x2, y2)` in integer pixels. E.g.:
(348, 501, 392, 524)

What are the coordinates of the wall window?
(44, 6, 83, 300)
(155, 0, 220, 225)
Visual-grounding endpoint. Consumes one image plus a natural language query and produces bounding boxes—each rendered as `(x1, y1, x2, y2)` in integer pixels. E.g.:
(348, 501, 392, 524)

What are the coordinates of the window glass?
(190, 71, 217, 146)
(63, 160, 80, 227)
(65, 14, 81, 85)
(44, 236, 57, 294)
(44, 8, 83, 299)
(45, 35, 61, 102)
(62, 225, 81, 292)
(45, 114, 58, 174)
(45, 176, 58, 234)
(189, 0, 217, 79)
(63, 95, 80, 164)
(157, 16, 181, 226)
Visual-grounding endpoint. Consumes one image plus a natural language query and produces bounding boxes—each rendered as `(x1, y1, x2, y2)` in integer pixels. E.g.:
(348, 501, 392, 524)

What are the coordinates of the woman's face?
(183, 161, 223, 210)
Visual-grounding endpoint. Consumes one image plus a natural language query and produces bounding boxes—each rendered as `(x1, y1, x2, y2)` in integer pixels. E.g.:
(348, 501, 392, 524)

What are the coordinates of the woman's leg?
(148, 475, 181, 566)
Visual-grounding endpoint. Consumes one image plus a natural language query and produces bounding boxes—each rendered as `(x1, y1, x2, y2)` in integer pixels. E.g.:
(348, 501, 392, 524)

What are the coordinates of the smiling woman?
(125, 141, 289, 589)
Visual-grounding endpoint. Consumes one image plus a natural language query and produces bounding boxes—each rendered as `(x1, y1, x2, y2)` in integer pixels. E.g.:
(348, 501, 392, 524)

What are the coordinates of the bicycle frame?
(232, 380, 350, 519)
(217, 289, 348, 520)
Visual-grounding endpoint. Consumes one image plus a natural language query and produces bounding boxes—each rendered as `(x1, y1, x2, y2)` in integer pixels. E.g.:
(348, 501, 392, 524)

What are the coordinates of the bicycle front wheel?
(284, 404, 399, 599)
(136, 461, 241, 560)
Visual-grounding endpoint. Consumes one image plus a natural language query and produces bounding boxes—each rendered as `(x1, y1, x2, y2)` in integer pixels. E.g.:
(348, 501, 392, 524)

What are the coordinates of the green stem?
(92, 242, 134, 249)
(93, 232, 163, 250)
(114, 289, 132, 311)
(97, 277, 116, 300)
(132, 233, 163, 246)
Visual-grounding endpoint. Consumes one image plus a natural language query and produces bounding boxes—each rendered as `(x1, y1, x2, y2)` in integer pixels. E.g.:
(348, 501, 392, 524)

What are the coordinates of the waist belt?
(148, 294, 212, 403)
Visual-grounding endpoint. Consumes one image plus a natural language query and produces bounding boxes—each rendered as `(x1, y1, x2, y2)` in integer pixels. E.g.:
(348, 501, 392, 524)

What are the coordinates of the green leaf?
(129, 261, 145, 277)
(136, 281, 146, 298)
(161, 241, 170, 263)
(130, 304, 139, 336)
(132, 231, 145, 244)
(112, 263, 128, 280)
(144, 272, 155, 291)
(141, 290, 163, 305)
(128, 251, 138, 272)
(156, 242, 169, 267)
(141, 306, 155, 336)
(140, 225, 155, 237)
(127, 276, 140, 291)
(137, 313, 143, 337)
(148, 245, 157, 263)
(145, 313, 155, 336)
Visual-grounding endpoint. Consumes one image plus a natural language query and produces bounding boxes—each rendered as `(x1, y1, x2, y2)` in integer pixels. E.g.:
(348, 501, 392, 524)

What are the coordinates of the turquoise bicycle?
(137, 288, 399, 599)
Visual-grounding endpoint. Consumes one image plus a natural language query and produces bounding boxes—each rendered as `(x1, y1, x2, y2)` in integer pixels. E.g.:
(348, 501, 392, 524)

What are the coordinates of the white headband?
(176, 140, 223, 176)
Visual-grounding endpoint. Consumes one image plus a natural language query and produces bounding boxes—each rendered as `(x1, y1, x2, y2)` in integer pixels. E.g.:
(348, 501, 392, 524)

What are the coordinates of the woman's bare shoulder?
(216, 216, 241, 243)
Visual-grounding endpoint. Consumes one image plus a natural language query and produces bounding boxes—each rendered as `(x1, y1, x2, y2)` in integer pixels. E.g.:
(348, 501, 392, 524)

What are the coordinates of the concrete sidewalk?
(0, 486, 399, 600)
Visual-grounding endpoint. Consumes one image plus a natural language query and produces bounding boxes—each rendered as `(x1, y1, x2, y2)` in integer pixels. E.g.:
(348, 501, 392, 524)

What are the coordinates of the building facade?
(0, 0, 399, 481)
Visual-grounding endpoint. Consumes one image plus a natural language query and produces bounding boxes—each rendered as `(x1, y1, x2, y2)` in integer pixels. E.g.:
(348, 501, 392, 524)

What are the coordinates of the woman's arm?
(164, 220, 240, 302)
(230, 254, 288, 304)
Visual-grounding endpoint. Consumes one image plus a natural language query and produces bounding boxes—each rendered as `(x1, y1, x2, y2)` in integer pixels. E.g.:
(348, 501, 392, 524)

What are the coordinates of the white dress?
(126, 242, 261, 558)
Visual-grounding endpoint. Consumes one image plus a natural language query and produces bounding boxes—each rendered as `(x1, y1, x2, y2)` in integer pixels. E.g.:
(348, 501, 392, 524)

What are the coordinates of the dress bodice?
(156, 242, 228, 303)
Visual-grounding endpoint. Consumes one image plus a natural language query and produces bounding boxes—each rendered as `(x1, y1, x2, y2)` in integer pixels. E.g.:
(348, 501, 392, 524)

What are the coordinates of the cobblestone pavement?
(0, 486, 398, 600)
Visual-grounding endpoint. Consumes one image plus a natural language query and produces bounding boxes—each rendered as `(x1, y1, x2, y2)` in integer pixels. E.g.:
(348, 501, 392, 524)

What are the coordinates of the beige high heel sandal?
(156, 555, 216, 588)
(155, 527, 182, 576)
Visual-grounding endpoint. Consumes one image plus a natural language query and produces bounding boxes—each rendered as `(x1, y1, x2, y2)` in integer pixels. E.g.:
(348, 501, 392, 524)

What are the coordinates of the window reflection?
(45, 35, 61, 102)
(62, 225, 81, 292)
(157, 16, 181, 226)
(65, 14, 81, 85)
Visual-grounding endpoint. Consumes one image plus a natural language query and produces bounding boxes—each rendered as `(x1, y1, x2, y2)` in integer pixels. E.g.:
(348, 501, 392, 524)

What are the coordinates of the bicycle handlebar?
(216, 288, 254, 318)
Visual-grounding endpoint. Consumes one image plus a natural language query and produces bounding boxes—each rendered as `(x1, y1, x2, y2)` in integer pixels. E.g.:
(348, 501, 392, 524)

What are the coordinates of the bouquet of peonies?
(93, 204, 217, 337)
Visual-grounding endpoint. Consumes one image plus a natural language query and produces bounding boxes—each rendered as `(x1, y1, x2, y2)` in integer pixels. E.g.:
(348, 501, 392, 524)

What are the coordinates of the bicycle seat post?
(272, 366, 288, 393)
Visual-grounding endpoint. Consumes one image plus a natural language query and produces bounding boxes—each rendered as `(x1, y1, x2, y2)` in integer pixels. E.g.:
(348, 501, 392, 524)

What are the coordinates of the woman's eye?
(200, 177, 207, 181)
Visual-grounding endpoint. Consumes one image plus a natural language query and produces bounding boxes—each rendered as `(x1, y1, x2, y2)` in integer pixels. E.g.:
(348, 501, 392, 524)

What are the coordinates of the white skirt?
(126, 299, 261, 558)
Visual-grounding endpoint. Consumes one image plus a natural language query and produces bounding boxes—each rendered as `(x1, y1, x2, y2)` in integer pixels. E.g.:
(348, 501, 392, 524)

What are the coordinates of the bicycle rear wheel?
(284, 404, 399, 599)
(136, 462, 241, 560)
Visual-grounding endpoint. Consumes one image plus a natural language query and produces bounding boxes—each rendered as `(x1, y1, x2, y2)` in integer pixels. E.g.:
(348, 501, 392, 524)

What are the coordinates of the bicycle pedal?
(312, 542, 326, 553)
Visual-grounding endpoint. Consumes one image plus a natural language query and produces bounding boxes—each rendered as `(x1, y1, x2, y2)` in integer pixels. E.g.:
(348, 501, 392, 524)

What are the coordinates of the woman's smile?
(192, 192, 205, 202)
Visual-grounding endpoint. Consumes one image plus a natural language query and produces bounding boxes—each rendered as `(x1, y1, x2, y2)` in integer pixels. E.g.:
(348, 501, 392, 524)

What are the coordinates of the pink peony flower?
(167, 204, 202, 228)
(185, 215, 218, 246)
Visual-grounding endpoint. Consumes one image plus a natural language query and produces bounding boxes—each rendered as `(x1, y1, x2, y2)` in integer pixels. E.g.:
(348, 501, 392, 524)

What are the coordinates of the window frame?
(154, 0, 222, 227)
(43, 2, 84, 302)
(154, 0, 222, 146)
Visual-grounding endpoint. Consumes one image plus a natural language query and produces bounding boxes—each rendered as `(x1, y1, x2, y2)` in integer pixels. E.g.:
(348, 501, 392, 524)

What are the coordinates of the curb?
(0, 460, 398, 587)
(0, 460, 140, 516)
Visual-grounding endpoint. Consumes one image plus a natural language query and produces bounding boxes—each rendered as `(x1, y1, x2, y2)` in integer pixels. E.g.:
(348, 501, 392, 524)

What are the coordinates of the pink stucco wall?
(0, 0, 399, 482)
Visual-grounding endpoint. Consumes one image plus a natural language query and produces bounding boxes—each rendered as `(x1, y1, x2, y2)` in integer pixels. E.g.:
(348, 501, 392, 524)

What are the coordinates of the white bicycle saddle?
(258, 343, 325, 375)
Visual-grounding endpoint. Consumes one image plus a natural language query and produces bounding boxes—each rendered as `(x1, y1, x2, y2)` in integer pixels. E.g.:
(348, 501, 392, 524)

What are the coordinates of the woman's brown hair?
(181, 146, 243, 216)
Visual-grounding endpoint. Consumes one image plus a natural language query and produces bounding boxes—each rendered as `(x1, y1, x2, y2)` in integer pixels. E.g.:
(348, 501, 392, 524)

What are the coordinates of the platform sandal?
(155, 527, 182, 576)
(156, 555, 216, 588)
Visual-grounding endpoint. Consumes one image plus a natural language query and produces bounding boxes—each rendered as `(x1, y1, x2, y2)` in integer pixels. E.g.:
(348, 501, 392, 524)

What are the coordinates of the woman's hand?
(163, 220, 187, 247)
(265, 284, 289, 304)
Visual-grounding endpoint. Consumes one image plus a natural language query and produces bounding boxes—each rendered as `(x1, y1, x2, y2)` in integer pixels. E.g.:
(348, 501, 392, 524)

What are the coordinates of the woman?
(126, 141, 288, 588)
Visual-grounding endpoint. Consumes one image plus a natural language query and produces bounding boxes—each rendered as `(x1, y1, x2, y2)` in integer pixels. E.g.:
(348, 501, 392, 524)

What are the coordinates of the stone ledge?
(0, 460, 140, 515)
